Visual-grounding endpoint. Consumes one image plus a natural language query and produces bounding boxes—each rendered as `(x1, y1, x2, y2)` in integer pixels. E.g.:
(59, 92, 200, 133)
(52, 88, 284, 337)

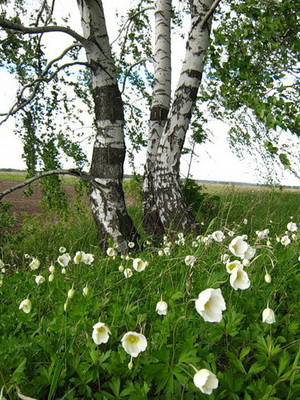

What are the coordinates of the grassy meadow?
(0, 179, 300, 399)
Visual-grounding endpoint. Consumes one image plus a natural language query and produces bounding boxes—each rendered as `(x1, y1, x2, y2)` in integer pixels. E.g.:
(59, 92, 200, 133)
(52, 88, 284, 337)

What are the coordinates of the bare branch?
(0, 169, 103, 200)
(0, 17, 89, 46)
(0, 60, 89, 125)
(111, 6, 154, 46)
(121, 58, 150, 93)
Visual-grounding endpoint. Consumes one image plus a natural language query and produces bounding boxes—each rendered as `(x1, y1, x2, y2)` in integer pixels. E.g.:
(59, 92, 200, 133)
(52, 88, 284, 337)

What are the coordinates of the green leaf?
(279, 153, 291, 169)
(240, 347, 251, 361)
(248, 361, 267, 375)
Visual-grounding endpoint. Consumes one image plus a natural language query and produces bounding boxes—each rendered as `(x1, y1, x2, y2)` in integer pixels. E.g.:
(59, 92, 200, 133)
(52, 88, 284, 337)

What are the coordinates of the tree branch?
(200, 0, 222, 28)
(0, 169, 103, 200)
(0, 60, 89, 125)
(0, 17, 89, 46)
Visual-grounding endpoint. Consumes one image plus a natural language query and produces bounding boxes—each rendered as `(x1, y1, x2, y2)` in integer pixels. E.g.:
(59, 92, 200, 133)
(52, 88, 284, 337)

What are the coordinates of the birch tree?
(0, 0, 299, 248)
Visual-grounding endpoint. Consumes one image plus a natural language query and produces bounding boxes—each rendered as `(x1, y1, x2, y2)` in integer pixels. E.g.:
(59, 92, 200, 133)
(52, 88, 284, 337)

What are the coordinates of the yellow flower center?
(127, 334, 139, 344)
(97, 327, 105, 334)
(204, 300, 211, 310)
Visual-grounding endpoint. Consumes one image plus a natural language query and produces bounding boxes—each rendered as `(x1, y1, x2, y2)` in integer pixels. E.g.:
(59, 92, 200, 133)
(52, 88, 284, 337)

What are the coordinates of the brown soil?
(0, 180, 80, 215)
(0, 180, 137, 217)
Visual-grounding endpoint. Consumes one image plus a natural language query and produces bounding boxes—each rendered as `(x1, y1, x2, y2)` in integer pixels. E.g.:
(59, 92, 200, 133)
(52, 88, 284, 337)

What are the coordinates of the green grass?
(0, 187, 300, 399)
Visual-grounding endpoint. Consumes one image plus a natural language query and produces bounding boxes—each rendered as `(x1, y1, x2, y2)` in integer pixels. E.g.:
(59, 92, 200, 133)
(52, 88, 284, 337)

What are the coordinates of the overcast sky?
(0, 0, 299, 186)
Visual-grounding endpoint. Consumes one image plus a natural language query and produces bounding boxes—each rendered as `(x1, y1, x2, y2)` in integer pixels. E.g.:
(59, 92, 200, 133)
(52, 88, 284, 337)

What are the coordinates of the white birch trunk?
(77, 0, 138, 250)
(154, 0, 215, 232)
(142, 0, 172, 234)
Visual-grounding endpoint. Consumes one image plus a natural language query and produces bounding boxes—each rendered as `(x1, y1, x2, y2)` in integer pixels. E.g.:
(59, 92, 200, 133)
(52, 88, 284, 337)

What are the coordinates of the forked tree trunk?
(77, 0, 138, 250)
(153, 0, 215, 233)
(142, 0, 172, 234)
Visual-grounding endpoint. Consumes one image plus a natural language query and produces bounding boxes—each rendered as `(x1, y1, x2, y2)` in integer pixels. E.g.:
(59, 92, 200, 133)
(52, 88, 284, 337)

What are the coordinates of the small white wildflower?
(193, 368, 219, 395)
(106, 247, 116, 257)
(163, 247, 171, 256)
(29, 258, 40, 270)
(92, 322, 111, 345)
(256, 229, 269, 239)
(57, 253, 71, 267)
(229, 265, 251, 290)
(59, 246, 66, 253)
(132, 258, 148, 272)
(262, 307, 276, 324)
(48, 274, 54, 282)
(281, 235, 291, 246)
(124, 268, 133, 278)
(118, 265, 124, 272)
(287, 222, 298, 232)
(128, 242, 135, 249)
(211, 230, 225, 242)
(121, 332, 147, 358)
(195, 288, 226, 323)
(156, 300, 168, 316)
(35, 275, 45, 285)
(83, 253, 94, 265)
(229, 236, 249, 258)
(19, 299, 32, 314)
(185, 255, 196, 266)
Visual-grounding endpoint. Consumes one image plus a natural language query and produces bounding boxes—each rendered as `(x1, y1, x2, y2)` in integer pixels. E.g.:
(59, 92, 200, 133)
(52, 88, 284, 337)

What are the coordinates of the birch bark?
(76, 0, 138, 250)
(153, 0, 215, 232)
(142, 0, 172, 234)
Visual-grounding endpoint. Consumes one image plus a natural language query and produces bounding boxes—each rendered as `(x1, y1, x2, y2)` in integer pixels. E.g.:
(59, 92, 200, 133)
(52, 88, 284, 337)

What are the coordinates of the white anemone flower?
(59, 246, 66, 253)
(57, 253, 71, 267)
(132, 258, 148, 272)
(256, 229, 269, 239)
(124, 268, 133, 278)
(29, 258, 40, 270)
(185, 255, 196, 266)
(73, 251, 85, 264)
(262, 308, 276, 324)
(35, 275, 45, 285)
(193, 368, 219, 395)
(211, 230, 225, 242)
(48, 273, 54, 282)
(121, 331, 147, 357)
(92, 322, 111, 345)
(226, 260, 242, 274)
(229, 236, 249, 258)
(156, 300, 168, 315)
(195, 288, 226, 323)
(287, 222, 298, 232)
(281, 235, 291, 246)
(19, 299, 32, 314)
(230, 265, 250, 290)
(83, 253, 94, 265)
(243, 246, 256, 260)
(106, 247, 116, 257)
(163, 247, 171, 256)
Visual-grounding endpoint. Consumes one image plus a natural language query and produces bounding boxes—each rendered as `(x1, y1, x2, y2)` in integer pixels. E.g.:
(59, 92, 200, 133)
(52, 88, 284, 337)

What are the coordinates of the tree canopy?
(0, 0, 299, 247)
